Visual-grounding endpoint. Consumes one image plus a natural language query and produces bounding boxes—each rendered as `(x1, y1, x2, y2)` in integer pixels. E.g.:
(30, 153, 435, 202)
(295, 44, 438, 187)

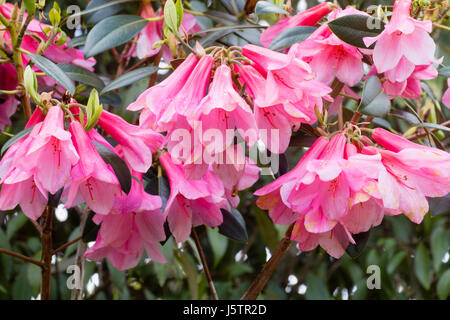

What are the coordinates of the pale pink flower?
(97, 110, 164, 173)
(65, 121, 121, 214)
(260, 2, 335, 48)
(363, 0, 437, 83)
(159, 152, 227, 242)
(85, 173, 166, 270)
(442, 79, 450, 109)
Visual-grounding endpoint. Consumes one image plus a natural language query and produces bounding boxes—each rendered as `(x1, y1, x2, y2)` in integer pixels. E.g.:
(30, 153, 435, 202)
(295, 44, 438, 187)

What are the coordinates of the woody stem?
(40, 206, 54, 300)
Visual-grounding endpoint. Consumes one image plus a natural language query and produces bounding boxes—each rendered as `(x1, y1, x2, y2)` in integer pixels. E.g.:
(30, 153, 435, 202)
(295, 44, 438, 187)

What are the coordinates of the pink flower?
(190, 64, 257, 154)
(127, 54, 199, 131)
(362, 128, 450, 223)
(85, 173, 166, 270)
(260, 2, 335, 48)
(132, 2, 201, 61)
(363, 0, 437, 83)
(97, 110, 164, 173)
(442, 79, 450, 109)
(290, 7, 367, 86)
(159, 152, 227, 242)
(65, 121, 121, 214)
(0, 63, 19, 130)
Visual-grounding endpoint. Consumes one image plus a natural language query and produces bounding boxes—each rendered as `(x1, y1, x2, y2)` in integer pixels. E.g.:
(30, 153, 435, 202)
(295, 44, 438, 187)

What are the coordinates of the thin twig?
(52, 235, 82, 255)
(241, 224, 294, 300)
(191, 228, 219, 300)
(0, 248, 42, 266)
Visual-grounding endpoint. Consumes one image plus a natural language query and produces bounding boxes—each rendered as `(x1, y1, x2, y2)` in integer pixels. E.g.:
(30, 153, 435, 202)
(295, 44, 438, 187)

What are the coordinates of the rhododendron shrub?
(0, 0, 449, 301)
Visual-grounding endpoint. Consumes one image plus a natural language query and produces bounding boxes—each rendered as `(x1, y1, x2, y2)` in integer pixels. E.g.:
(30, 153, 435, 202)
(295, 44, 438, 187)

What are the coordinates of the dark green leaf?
(207, 227, 228, 267)
(255, 1, 288, 15)
(254, 209, 278, 253)
(437, 269, 450, 300)
(93, 141, 131, 194)
(68, 0, 138, 20)
(84, 15, 148, 58)
(58, 63, 105, 90)
(412, 122, 450, 132)
(143, 168, 170, 212)
(85, 0, 130, 24)
(6, 214, 27, 241)
(1, 126, 33, 155)
(101, 66, 158, 95)
(431, 228, 450, 272)
(346, 230, 371, 258)
(359, 75, 391, 117)
(305, 275, 331, 300)
(218, 207, 248, 242)
(414, 243, 432, 290)
(82, 211, 101, 242)
(28, 54, 75, 94)
(67, 35, 87, 48)
(269, 26, 316, 50)
(99, 91, 122, 108)
(328, 14, 385, 49)
(438, 66, 450, 78)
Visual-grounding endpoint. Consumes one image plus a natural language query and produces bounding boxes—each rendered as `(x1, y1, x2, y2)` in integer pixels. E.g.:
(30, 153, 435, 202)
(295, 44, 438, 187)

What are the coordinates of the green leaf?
(438, 66, 450, 78)
(175, 0, 184, 30)
(207, 227, 228, 267)
(93, 141, 132, 194)
(28, 54, 75, 94)
(255, 1, 288, 15)
(328, 14, 385, 49)
(431, 228, 450, 272)
(412, 122, 450, 132)
(68, 0, 139, 20)
(387, 251, 407, 274)
(254, 209, 278, 253)
(269, 26, 316, 51)
(12, 268, 32, 299)
(414, 243, 433, 290)
(359, 75, 391, 117)
(305, 275, 331, 300)
(6, 214, 28, 240)
(85, 0, 130, 24)
(175, 249, 198, 299)
(101, 66, 158, 95)
(58, 63, 105, 90)
(23, 0, 36, 15)
(67, 35, 87, 48)
(218, 207, 248, 242)
(437, 269, 450, 300)
(82, 211, 100, 243)
(164, 0, 179, 34)
(346, 230, 371, 258)
(84, 15, 148, 58)
(1, 126, 33, 155)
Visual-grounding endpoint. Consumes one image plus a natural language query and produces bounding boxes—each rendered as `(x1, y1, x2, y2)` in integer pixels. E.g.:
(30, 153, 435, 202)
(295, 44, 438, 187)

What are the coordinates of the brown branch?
(241, 224, 294, 300)
(71, 209, 88, 300)
(52, 235, 82, 255)
(40, 206, 54, 300)
(191, 228, 219, 300)
(0, 248, 42, 266)
(406, 120, 450, 140)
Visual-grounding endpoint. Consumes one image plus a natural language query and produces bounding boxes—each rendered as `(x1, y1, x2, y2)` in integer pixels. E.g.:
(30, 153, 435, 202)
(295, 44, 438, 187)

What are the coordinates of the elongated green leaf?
(254, 209, 278, 253)
(23, 0, 36, 15)
(93, 141, 131, 194)
(85, 0, 129, 24)
(438, 66, 450, 78)
(305, 275, 331, 300)
(431, 228, 450, 272)
(6, 214, 27, 240)
(412, 122, 450, 132)
(28, 54, 75, 94)
(387, 251, 407, 274)
(82, 211, 100, 242)
(1, 126, 33, 155)
(58, 63, 105, 90)
(437, 269, 450, 300)
(359, 76, 391, 117)
(68, 0, 139, 20)
(101, 66, 158, 95)
(68, 35, 87, 48)
(164, 0, 178, 34)
(414, 243, 433, 290)
(207, 227, 228, 267)
(218, 207, 248, 242)
(255, 1, 288, 15)
(328, 14, 385, 49)
(269, 26, 316, 50)
(84, 15, 148, 58)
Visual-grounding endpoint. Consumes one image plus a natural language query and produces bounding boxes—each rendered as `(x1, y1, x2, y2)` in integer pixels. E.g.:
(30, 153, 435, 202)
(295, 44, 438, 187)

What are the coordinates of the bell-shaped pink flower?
(190, 64, 257, 154)
(159, 152, 227, 243)
(127, 54, 199, 131)
(363, 0, 437, 82)
(97, 110, 164, 173)
(65, 121, 121, 214)
(85, 173, 166, 270)
(442, 79, 450, 109)
(291, 7, 367, 86)
(260, 2, 335, 48)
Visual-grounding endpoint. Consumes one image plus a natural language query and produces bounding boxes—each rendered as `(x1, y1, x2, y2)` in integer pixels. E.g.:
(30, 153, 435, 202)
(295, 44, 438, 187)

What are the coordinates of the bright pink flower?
(65, 121, 121, 214)
(127, 54, 199, 131)
(190, 64, 257, 154)
(442, 79, 450, 109)
(361, 128, 450, 223)
(363, 0, 437, 83)
(159, 152, 227, 242)
(260, 2, 335, 48)
(291, 7, 367, 86)
(85, 173, 166, 270)
(0, 63, 19, 129)
(97, 110, 164, 173)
